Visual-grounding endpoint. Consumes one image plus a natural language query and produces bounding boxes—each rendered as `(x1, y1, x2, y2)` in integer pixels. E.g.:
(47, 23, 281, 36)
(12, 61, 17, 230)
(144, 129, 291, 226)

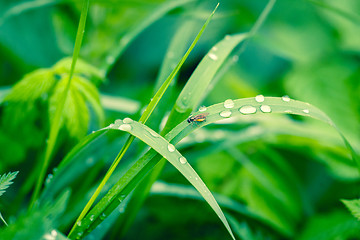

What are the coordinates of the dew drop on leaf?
(167, 144, 175, 152)
(90, 215, 95, 221)
(199, 106, 207, 112)
(208, 53, 218, 61)
(260, 105, 272, 113)
(255, 94, 265, 103)
(302, 109, 310, 114)
(224, 99, 234, 109)
(220, 110, 232, 118)
(118, 124, 132, 131)
(179, 156, 187, 164)
(123, 118, 133, 124)
(239, 105, 257, 114)
(282, 95, 291, 102)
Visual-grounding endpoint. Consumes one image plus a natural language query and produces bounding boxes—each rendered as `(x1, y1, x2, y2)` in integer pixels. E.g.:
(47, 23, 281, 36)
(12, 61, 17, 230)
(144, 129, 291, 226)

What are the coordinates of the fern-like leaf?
(0, 171, 19, 197)
(342, 199, 360, 220)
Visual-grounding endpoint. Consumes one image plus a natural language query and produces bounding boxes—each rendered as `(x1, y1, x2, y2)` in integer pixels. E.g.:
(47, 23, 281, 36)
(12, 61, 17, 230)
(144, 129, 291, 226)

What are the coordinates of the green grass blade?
(69, 117, 235, 240)
(69, 4, 219, 236)
(30, 0, 89, 209)
(342, 199, 360, 221)
(102, 0, 195, 73)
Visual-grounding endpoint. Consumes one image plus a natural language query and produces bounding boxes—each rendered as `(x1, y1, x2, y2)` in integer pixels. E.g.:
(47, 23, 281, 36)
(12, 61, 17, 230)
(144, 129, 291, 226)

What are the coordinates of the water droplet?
(115, 119, 122, 125)
(232, 55, 239, 62)
(239, 105, 257, 114)
(123, 117, 133, 124)
(149, 130, 159, 137)
(302, 109, 310, 114)
(282, 95, 291, 102)
(260, 105, 272, 113)
(76, 221, 82, 226)
(109, 123, 114, 128)
(179, 157, 187, 164)
(255, 95, 265, 103)
(220, 110, 232, 118)
(91, 130, 95, 134)
(199, 106, 207, 112)
(45, 174, 53, 184)
(167, 144, 175, 152)
(77, 232, 83, 238)
(100, 212, 106, 220)
(212, 46, 218, 51)
(90, 215, 95, 221)
(52, 168, 58, 173)
(195, 177, 198, 180)
(118, 124, 132, 131)
(224, 99, 235, 108)
(51, 230, 57, 236)
(208, 53, 218, 61)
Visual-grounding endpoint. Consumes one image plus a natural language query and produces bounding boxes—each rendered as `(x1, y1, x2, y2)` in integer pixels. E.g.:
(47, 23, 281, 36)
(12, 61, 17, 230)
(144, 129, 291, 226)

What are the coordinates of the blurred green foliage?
(0, 0, 360, 239)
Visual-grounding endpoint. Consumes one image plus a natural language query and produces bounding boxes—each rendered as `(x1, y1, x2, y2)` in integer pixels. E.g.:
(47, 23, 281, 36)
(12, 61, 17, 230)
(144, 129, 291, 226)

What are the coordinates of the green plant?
(0, 0, 359, 239)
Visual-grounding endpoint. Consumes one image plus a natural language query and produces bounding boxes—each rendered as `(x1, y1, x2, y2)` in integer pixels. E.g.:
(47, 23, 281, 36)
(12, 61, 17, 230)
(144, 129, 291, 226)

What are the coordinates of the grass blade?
(68, 4, 220, 236)
(30, 0, 89, 209)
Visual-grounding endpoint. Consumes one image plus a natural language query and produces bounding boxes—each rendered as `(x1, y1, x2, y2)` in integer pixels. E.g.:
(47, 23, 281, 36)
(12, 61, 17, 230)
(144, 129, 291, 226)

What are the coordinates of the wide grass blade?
(30, 0, 89, 209)
(69, 117, 235, 239)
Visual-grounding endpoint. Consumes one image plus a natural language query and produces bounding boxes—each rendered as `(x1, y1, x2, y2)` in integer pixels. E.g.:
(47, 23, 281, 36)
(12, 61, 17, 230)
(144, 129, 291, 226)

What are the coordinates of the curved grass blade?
(30, 0, 90, 209)
(73, 97, 359, 238)
(69, 4, 220, 236)
(68, 118, 235, 240)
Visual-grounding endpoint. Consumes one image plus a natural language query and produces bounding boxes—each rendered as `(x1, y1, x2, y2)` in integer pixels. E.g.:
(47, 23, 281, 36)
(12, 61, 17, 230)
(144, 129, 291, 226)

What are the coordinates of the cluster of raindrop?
(216, 95, 310, 119)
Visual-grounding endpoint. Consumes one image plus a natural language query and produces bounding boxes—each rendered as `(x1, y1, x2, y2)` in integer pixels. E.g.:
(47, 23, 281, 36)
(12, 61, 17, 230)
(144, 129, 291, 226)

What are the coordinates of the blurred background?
(0, 0, 360, 239)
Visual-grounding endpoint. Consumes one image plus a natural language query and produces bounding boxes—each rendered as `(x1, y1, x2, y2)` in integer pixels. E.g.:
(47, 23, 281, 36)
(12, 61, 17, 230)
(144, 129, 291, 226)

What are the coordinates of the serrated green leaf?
(49, 75, 89, 139)
(0, 171, 19, 197)
(342, 199, 360, 221)
(0, 190, 70, 240)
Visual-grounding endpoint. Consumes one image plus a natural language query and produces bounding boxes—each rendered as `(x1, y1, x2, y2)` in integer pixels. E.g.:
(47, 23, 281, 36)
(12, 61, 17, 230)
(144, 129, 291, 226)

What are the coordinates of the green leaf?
(69, 117, 235, 240)
(0, 190, 70, 240)
(69, 3, 220, 236)
(342, 199, 360, 221)
(0, 171, 19, 197)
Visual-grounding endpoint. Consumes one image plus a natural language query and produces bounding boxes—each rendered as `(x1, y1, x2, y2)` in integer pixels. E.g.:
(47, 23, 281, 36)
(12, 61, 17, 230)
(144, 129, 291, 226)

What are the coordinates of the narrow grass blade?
(342, 199, 360, 220)
(69, 4, 219, 236)
(69, 117, 235, 240)
(30, 0, 89, 209)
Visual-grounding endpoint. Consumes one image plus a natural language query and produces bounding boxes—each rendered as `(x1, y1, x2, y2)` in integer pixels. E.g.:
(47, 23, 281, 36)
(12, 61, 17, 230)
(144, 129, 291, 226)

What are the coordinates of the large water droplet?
(255, 95, 265, 103)
(208, 53, 218, 61)
(119, 124, 132, 131)
(123, 118, 133, 124)
(239, 105, 257, 114)
(220, 110, 232, 118)
(282, 95, 291, 102)
(260, 105, 272, 113)
(224, 99, 234, 109)
(167, 144, 175, 152)
(302, 109, 309, 114)
(90, 215, 95, 221)
(179, 157, 187, 164)
(199, 106, 207, 112)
